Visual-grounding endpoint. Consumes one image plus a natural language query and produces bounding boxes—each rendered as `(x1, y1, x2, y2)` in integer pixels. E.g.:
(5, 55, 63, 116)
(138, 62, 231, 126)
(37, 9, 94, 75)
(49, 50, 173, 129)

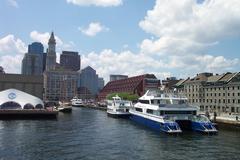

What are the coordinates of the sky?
(0, 0, 240, 82)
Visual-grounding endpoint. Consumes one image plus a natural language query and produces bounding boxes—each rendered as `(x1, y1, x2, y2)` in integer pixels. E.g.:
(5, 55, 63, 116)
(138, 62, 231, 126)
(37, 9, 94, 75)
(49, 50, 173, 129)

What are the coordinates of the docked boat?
(57, 101, 72, 113)
(107, 95, 132, 118)
(71, 96, 84, 107)
(129, 90, 217, 134)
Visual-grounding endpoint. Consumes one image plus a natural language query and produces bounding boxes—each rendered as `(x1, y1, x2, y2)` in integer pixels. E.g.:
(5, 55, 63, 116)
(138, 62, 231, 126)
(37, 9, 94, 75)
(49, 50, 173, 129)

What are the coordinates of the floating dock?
(0, 109, 58, 120)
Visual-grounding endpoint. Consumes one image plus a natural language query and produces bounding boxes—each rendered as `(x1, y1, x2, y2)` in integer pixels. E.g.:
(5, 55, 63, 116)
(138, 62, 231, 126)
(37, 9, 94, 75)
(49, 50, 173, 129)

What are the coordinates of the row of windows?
(190, 92, 240, 97)
(190, 99, 240, 104)
(186, 86, 240, 92)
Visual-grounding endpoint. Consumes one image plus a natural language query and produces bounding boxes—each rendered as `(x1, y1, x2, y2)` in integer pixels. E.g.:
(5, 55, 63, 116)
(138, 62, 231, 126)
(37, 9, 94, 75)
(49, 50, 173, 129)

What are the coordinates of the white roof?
(0, 88, 43, 108)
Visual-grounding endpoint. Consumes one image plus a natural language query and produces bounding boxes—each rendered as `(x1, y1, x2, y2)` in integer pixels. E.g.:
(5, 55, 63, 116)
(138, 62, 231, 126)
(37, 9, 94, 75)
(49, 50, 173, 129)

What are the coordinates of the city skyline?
(1, 0, 240, 81)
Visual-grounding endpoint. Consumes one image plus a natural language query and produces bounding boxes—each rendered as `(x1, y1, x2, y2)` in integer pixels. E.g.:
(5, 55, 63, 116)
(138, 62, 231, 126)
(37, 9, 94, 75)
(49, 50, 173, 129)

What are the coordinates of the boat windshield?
(146, 90, 162, 97)
(191, 115, 210, 122)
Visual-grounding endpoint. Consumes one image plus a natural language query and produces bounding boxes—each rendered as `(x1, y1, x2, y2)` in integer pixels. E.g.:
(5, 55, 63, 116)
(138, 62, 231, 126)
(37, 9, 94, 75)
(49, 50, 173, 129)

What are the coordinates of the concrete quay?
(0, 109, 58, 120)
(210, 114, 240, 130)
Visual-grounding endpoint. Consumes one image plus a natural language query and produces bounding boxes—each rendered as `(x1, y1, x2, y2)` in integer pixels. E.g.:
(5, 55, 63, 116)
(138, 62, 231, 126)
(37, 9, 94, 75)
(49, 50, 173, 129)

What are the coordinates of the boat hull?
(129, 113, 181, 134)
(191, 121, 218, 134)
(107, 111, 130, 118)
(58, 107, 72, 113)
(72, 104, 85, 107)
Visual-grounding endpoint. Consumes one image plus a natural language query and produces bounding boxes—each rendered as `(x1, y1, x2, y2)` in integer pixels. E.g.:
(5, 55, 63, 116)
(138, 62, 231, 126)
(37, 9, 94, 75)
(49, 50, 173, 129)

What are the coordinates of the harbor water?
(0, 107, 239, 160)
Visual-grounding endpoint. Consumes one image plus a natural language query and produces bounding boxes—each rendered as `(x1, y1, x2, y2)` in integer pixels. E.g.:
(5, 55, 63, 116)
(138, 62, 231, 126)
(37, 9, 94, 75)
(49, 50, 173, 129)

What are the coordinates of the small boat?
(57, 102, 72, 113)
(107, 95, 132, 118)
(71, 96, 84, 107)
(129, 90, 217, 134)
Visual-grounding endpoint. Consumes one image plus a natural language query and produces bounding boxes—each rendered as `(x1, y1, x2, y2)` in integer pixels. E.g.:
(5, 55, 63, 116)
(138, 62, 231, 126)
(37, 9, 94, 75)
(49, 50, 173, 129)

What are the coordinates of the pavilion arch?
(35, 104, 43, 109)
(23, 103, 34, 109)
(0, 101, 21, 109)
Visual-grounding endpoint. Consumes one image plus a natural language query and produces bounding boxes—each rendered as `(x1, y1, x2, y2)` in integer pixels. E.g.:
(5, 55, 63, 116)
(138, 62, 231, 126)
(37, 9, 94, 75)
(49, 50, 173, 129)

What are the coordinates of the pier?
(0, 109, 58, 119)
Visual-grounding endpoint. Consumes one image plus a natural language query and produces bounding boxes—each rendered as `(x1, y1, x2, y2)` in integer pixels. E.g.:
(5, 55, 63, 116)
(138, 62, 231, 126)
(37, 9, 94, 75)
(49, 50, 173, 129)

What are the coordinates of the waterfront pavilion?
(0, 88, 44, 109)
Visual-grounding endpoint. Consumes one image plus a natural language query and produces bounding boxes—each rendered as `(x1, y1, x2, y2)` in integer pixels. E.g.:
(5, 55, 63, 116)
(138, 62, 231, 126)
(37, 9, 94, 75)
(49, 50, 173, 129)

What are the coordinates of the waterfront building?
(183, 72, 240, 114)
(60, 51, 80, 71)
(110, 74, 128, 81)
(78, 66, 98, 98)
(0, 88, 44, 109)
(43, 32, 78, 101)
(98, 74, 160, 100)
(161, 77, 180, 93)
(22, 42, 44, 75)
(44, 70, 78, 101)
(46, 32, 56, 71)
(98, 77, 105, 91)
(0, 73, 43, 99)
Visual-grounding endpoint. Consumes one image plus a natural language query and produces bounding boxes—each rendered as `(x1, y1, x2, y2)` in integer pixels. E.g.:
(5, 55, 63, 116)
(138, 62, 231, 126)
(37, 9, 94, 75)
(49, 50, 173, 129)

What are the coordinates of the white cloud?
(66, 0, 122, 7)
(0, 34, 27, 55)
(0, 34, 26, 73)
(79, 22, 109, 37)
(7, 0, 19, 8)
(0, 54, 23, 73)
(30, 31, 63, 47)
(137, 0, 240, 78)
(81, 49, 171, 81)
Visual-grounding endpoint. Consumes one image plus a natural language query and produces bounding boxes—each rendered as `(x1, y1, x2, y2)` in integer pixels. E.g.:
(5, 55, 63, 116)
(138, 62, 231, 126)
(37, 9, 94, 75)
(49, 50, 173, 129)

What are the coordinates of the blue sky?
(0, 0, 240, 81)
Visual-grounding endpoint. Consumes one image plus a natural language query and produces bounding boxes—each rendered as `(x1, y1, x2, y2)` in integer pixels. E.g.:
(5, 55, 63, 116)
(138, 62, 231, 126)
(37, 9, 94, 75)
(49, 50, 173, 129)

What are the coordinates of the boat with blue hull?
(129, 90, 217, 134)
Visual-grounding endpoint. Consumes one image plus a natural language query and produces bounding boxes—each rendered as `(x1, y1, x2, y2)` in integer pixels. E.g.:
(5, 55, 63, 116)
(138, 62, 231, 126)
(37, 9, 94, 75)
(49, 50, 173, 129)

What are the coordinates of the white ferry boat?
(107, 95, 132, 118)
(129, 90, 217, 134)
(71, 97, 84, 107)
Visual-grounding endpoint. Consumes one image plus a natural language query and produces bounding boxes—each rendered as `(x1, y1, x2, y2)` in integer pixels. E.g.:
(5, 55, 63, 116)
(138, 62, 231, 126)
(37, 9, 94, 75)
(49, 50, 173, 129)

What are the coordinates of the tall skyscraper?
(28, 42, 44, 54)
(60, 51, 80, 71)
(21, 42, 44, 75)
(46, 32, 56, 71)
(78, 66, 98, 97)
(98, 77, 105, 91)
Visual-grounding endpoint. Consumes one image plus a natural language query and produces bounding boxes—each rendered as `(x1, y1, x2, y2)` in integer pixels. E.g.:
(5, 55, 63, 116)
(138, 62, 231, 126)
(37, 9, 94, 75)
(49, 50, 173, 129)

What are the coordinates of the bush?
(106, 92, 139, 101)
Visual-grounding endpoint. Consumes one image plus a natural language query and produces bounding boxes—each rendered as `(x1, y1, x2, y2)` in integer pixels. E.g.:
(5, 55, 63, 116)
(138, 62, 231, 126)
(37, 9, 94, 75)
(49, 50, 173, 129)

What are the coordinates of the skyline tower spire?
(46, 31, 56, 71)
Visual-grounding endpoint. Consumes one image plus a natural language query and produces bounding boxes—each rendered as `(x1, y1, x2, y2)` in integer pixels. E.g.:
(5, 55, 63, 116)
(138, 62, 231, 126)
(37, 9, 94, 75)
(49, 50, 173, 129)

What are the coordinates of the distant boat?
(57, 101, 72, 113)
(107, 95, 132, 118)
(71, 96, 84, 107)
(129, 90, 218, 134)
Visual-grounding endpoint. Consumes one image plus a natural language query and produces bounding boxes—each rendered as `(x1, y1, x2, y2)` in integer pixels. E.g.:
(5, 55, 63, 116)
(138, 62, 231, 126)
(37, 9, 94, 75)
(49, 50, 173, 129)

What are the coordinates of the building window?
(219, 99, 221, 103)
(228, 93, 230, 96)
(228, 87, 230, 90)
(215, 99, 217, 103)
(223, 93, 225, 96)
(215, 93, 217, 96)
(223, 99, 225, 103)
(233, 86, 235, 90)
(207, 99, 209, 103)
(223, 87, 225, 90)
(233, 93, 235, 96)
(219, 93, 221, 96)
(233, 99, 235, 103)
(238, 86, 240, 90)
(228, 99, 230, 103)
(238, 93, 240, 96)
(238, 99, 240, 104)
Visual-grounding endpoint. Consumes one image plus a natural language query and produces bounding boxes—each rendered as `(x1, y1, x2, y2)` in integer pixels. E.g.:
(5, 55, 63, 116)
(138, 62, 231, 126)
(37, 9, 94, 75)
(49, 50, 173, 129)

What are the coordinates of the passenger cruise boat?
(71, 97, 84, 107)
(107, 95, 132, 118)
(129, 90, 217, 134)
